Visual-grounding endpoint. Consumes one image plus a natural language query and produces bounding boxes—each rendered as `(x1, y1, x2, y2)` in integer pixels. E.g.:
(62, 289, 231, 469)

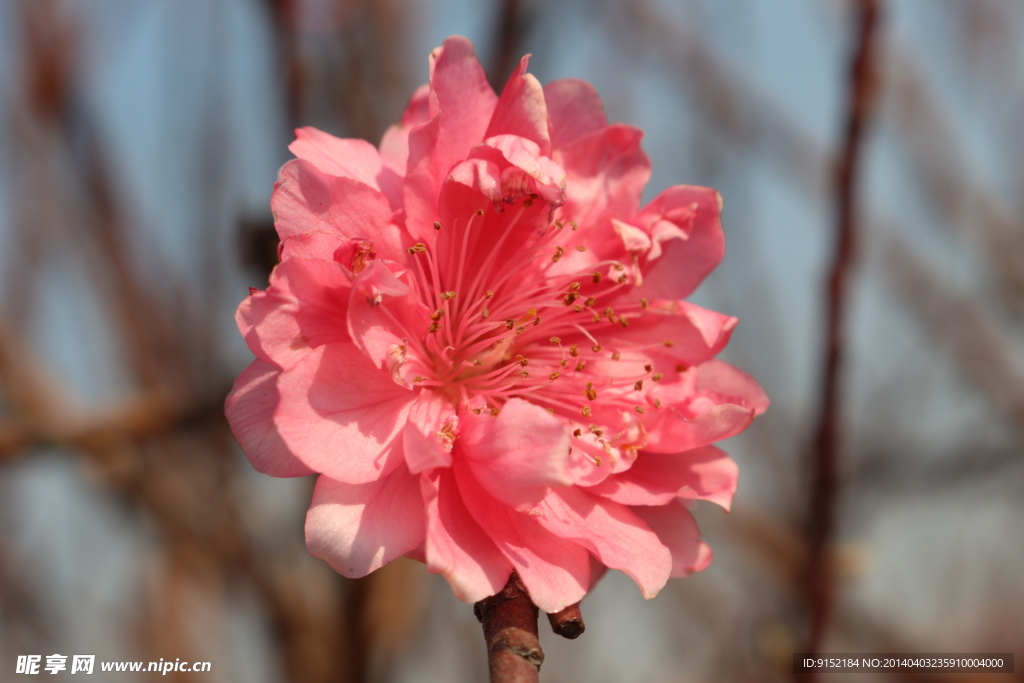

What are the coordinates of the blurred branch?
(489, 0, 531, 88)
(804, 0, 881, 666)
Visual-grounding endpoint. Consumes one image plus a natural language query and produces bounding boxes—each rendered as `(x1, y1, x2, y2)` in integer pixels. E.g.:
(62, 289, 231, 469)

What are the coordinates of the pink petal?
(553, 124, 651, 235)
(272, 159, 409, 264)
(632, 502, 712, 578)
(486, 55, 551, 155)
(544, 79, 608, 150)
(460, 398, 573, 510)
(635, 185, 725, 300)
(601, 299, 737, 371)
(289, 127, 403, 209)
(379, 83, 432, 167)
(346, 260, 431, 379)
(428, 36, 499, 182)
(535, 486, 672, 599)
(403, 391, 457, 474)
(421, 468, 513, 604)
(239, 257, 351, 369)
(696, 359, 770, 416)
(305, 465, 425, 578)
(586, 445, 738, 510)
(225, 359, 314, 477)
(644, 403, 755, 455)
(453, 460, 589, 613)
(275, 343, 414, 483)
(278, 231, 347, 261)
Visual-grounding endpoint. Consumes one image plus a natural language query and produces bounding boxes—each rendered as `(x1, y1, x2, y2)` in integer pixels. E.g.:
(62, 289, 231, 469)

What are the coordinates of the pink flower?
(226, 37, 767, 613)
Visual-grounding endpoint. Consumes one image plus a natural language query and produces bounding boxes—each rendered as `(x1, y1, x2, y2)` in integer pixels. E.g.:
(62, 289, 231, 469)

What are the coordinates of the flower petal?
(403, 391, 457, 474)
(275, 343, 414, 483)
(635, 185, 725, 300)
(380, 83, 432, 167)
(631, 502, 712, 578)
(305, 465, 425, 578)
(421, 468, 513, 603)
(239, 257, 351, 369)
(585, 445, 737, 510)
(453, 460, 589, 613)
(643, 403, 755, 455)
(486, 55, 551, 155)
(461, 398, 573, 510)
(289, 127, 403, 209)
(225, 359, 314, 477)
(696, 359, 770, 416)
(272, 159, 409, 264)
(544, 79, 608, 150)
(535, 486, 672, 599)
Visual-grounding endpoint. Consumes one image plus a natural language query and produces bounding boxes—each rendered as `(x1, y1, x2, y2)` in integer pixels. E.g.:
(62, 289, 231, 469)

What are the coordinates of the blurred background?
(1, 0, 1022, 681)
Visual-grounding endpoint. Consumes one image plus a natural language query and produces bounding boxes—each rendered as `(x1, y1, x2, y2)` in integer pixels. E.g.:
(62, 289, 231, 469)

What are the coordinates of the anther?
(575, 361, 586, 372)
(523, 198, 534, 208)
(592, 272, 602, 284)
(516, 326, 526, 334)
(570, 221, 578, 231)
(569, 345, 579, 357)
(619, 318, 629, 328)
(652, 372, 663, 381)
(675, 363, 687, 372)
(533, 317, 542, 326)
(433, 221, 442, 231)
(554, 220, 564, 229)
(664, 339, 676, 348)
(644, 364, 653, 372)
(604, 307, 615, 318)
(582, 406, 592, 417)
(611, 352, 620, 361)
(441, 291, 456, 300)
(585, 297, 596, 306)
(482, 308, 490, 318)
(505, 319, 516, 329)
(576, 245, 587, 252)
(572, 304, 584, 313)
(591, 344, 602, 352)
(519, 371, 530, 378)
(485, 290, 494, 298)
(569, 282, 581, 291)
(563, 293, 578, 305)
(573, 428, 582, 437)
(472, 360, 483, 366)
(634, 406, 645, 413)
(428, 323, 440, 333)
(552, 246, 564, 262)
(640, 298, 649, 309)
(430, 309, 445, 321)
(560, 359, 568, 367)
(475, 209, 484, 216)
(654, 398, 662, 408)
(549, 372, 561, 380)
(617, 274, 628, 284)
(491, 408, 500, 416)
(550, 337, 562, 345)
(634, 381, 643, 391)
(407, 243, 426, 254)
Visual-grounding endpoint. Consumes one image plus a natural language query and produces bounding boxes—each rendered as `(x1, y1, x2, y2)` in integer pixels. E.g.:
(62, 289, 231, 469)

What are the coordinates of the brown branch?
(804, 0, 882, 669)
(547, 602, 584, 640)
(474, 572, 544, 683)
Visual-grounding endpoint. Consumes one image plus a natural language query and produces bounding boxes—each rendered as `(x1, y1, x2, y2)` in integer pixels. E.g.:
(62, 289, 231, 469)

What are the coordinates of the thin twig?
(475, 572, 544, 683)
(804, 0, 882, 669)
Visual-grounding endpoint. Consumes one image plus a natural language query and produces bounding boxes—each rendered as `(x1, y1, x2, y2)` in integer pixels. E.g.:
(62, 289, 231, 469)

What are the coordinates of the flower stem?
(474, 572, 544, 682)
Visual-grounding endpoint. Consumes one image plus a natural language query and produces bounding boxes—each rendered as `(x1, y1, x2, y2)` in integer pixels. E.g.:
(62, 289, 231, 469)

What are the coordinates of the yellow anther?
(430, 309, 445, 321)
(475, 208, 484, 216)
(591, 344, 602, 352)
(653, 398, 662, 408)
(652, 372, 663, 381)
(572, 304, 584, 313)
(482, 308, 490, 318)
(582, 406, 592, 417)
(611, 352, 620, 361)
(570, 221, 578, 231)
(575, 361, 586, 372)
(441, 291, 456, 300)
(485, 290, 494, 298)
(569, 344, 579, 357)
(550, 337, 562, 345)
(585, 297, 596, 306)
(428, 322, 440, 333)
(617, 274, 628, 284)
(569, 282, 581, 291)
(664, 339, 676, 348)
(640, 297, 649, 309)
(634, 406, 645, 413)
(549, 372, 561, 380)
(505, 319, 516, 329)
(576, 245, 587, 252)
